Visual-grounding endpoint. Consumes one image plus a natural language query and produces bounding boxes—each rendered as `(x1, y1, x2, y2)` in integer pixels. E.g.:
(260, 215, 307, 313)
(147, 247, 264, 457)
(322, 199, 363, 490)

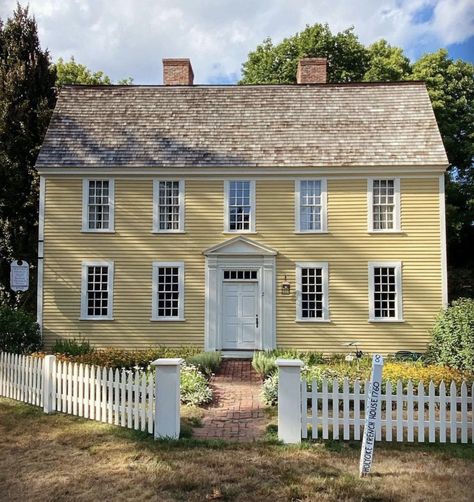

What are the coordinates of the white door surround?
(204, 236, 277, 353)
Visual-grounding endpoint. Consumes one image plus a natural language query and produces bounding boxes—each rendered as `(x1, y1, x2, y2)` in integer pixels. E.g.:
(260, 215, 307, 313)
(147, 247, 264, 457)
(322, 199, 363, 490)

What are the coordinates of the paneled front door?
(222, 282, 258, 350)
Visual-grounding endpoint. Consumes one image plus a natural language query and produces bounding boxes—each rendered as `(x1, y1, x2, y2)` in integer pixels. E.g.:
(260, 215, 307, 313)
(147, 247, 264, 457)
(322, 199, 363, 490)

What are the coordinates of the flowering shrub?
(180, 363, 212, 405)
(262, 373, 279, 406)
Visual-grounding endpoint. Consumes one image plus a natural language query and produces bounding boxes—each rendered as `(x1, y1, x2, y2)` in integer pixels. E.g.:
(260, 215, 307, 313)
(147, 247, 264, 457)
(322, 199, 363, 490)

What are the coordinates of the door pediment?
(203, 236, 278, 256)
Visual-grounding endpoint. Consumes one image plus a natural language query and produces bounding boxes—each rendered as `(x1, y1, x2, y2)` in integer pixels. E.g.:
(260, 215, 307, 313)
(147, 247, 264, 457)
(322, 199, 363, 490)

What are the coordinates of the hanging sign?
(359, 353, 384, 477)
(10, 260, 29, 292)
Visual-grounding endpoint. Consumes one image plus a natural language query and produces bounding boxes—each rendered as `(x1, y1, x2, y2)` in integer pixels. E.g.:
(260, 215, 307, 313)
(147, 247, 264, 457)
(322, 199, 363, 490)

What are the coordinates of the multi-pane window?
(80, 261, 114, 320)
(296, 179, 327, 232)
(153, 180, 184, 232)
(369, 262, 402, 321)
(223, 270, 258, 280)
(296, 263, 329, 321)
(83, 179, 114, 231)
(152, 262, 184, 320)
(369, 178, 400, 232)
(225, 180, 255, 232)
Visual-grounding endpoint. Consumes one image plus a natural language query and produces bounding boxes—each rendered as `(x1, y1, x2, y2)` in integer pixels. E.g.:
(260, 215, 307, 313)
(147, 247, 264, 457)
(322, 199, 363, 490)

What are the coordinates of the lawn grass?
(1, 397, 473, 501)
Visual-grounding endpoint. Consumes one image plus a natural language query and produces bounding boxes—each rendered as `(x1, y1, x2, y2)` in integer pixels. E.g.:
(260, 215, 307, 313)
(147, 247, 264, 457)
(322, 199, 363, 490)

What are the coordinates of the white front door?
(222, 282, 258, 350)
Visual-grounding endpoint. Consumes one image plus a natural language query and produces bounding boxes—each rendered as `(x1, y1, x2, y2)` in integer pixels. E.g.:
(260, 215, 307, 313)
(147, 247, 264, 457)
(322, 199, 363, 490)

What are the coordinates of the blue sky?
(1, 0, 473, 84)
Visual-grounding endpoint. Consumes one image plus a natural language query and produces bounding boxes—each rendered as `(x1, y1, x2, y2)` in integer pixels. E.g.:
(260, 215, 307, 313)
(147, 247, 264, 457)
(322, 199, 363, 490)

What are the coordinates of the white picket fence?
(0, 352, 183, 439)
(277, 359, 474, 444)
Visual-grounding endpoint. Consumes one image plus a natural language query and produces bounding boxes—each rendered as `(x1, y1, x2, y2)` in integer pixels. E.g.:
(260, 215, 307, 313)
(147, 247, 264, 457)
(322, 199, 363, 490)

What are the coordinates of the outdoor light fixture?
(281, 275, 291, 295)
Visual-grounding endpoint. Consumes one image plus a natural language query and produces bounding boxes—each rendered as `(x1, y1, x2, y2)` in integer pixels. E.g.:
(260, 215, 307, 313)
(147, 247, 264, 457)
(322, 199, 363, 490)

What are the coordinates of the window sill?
(294, 231, 329, 235)
(367, 230, 404, 235)
(222, 231, 258, 235)
(150, 318, 186, 322)
(368, 318, 405, 323)
(79, 317, 114, 321)
(296, 319, 331, 323)
(81, 230, 116, 234)
(151, 231, 186, 234)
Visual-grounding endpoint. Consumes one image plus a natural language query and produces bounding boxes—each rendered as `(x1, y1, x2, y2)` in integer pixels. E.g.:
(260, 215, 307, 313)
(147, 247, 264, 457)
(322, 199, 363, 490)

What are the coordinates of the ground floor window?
(152, 262, 185, 320)
(80, 261, 114, 320)
(368, 261, 403, 321)
(295, 262, 329, 321)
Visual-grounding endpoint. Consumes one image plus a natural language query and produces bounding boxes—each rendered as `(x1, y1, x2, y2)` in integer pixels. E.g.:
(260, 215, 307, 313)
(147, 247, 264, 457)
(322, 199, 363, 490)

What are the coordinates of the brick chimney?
(163, 58, 194, 85)
(297, 58, 327, 84)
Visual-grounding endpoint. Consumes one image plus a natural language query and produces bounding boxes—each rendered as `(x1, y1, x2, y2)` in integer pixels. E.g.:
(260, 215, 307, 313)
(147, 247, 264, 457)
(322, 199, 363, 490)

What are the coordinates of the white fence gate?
(0, 352, 182, 439)
(277, 359, 474, 445)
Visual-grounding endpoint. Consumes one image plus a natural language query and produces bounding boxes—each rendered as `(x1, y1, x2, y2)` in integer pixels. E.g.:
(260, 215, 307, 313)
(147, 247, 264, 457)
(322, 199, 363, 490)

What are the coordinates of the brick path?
(192, 359, 266, 441)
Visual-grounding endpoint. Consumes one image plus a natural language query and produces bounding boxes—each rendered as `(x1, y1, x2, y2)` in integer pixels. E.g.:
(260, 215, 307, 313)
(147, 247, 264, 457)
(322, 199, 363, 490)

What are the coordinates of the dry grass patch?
(1, 398, 473, 501)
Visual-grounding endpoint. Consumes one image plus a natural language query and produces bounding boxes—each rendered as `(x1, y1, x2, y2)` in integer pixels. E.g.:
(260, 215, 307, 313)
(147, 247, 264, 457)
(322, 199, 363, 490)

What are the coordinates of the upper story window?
(82, 179, 115, 232)
(80, 260, 114, 320)
(368, 261, 403, 322)
(295, 179, 327, 232)
(153, 180, 185, 233)
(368, 178, 400, 232)
(151, 262, 185, 321)
(296, 262, 329, 321)
(224, 180, 256, 233)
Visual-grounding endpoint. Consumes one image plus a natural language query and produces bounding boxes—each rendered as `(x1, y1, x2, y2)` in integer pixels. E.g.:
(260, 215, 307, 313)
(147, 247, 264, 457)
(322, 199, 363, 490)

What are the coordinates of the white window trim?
(368, 261, 403, 322)
(367, 177, 401, 233)
(81, 178, 115, 233)
(151, 261, 185, 321)
(80, 260, 114, 320)
(223, 180, 256, 233)
(152, 179, 185, 233)
(295, 262, 330, 322)
(295, 178, 328, 233)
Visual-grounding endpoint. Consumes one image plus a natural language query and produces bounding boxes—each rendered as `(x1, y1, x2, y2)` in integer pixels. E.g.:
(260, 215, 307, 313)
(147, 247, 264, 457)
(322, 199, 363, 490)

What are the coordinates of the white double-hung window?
(80, 261, 114, 320)
(82, 179, 115, 232)
(368, 261, 403, 322)
(296, 262, 329, 321)
(295, 179, 327, 232)
(153, 180, 185, 232)
(151, 262, 185, 321)
(368, 178, 400, 232)
(224, 180, 255, 232)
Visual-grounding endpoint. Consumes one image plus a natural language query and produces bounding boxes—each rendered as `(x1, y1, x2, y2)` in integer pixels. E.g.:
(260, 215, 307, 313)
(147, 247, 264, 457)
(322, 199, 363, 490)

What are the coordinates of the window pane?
(300, 180, 322, 231)
(301, 267, 324, 318)
(373, 266, 397, 318)
(229, 181, 251, 231)
(88, 180, 111, 230)
(373, 179, 395, 230)
(87, 265, 109, 317)
(158, 181, 181, 231)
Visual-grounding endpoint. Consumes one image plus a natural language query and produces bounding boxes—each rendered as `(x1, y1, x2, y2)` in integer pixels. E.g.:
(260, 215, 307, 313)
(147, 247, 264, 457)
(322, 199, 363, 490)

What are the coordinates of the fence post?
(276, 358, 304, 444)
(43, 355, 56, 414)
(151, 358, 183, 439)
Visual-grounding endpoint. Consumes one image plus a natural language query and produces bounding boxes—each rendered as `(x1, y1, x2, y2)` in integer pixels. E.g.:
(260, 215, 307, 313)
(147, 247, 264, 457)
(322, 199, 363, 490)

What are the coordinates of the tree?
(54, 56, 133, 87)
(0, 4, 56, 310)
(240, 24, 369, 84)
(364, 40, 411, 81)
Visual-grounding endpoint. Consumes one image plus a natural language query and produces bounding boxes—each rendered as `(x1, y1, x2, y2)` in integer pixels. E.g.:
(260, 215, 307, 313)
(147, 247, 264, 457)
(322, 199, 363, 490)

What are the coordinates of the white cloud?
(0, 0, 472, 83)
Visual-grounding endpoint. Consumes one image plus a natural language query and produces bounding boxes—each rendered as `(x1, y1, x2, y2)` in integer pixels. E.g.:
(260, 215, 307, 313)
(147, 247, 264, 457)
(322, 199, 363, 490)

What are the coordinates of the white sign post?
(10, 260, 29, 292)
(359, 353, 384, 477)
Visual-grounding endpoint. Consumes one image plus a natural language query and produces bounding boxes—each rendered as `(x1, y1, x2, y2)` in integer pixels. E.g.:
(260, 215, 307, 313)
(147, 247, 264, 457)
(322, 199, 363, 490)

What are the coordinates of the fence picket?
(126, 371, 133, 428)
(107, 368, 114, 424)
(417, 382, 425, 443)
(322, 379, 329, 439)
(450, 381, 457, 443)
(311, 380, 318, 440)
(428, 381, 436, 442)
(461, 382, 468, 444)
(353, 380, 361, 440)
(343, 378, 350, 440)
(139, 371, 146, 431)
(95, 366, 101, 420)
(147, 373, 154, 434)
(83, 365, 90, 418)
(78, 364, 84, 417)
(120, 369, 126, 427)
(332, 379, 339, 440)
(89, 366, 95, 420)
(72, 363, 78, 416)
(100, 367, 107, 423)
(439, 381, 446, 443)
(114, 369, 120, 426)
(407, 381, 414, 442)
(133, 371, 140, 430)
(385, 381, 393, 442)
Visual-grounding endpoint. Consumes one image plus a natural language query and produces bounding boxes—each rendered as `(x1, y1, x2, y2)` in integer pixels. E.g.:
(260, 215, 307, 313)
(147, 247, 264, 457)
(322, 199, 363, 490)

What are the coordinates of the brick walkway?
(192, 359, 266, 442)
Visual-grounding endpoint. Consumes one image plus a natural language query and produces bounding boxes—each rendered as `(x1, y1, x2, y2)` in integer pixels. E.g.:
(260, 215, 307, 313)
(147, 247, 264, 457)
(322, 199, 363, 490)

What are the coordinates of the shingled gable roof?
(36, 82, 448, 169)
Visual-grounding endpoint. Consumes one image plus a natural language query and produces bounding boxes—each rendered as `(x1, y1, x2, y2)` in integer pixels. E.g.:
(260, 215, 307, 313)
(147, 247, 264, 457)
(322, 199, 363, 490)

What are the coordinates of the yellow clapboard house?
(36, 58, 449, 356)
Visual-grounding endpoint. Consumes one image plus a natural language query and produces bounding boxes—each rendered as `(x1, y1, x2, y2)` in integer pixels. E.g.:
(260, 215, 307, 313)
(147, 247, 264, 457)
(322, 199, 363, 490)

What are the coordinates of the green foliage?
(186, 351, 222, 377)
(0, 5, 56, 309)
(364, 40, 411, 81)
(428, 298, 474, 371)
(262, 372, 279, 406)
(180, 363, 212, 406)
(240, 24, 369, 84)
(51, 337, 93, 356)
(252, 349, 325, 378)
(252, 351, 277, 377)
(0, 306, 41, 353)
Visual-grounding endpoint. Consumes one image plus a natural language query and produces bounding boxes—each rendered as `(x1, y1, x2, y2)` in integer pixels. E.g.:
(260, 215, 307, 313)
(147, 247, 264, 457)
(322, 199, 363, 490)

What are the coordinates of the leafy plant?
(186, 351, 222, 378)
(0, 306, 41, 354)
(262, 373, 279, 406)
(252, 351, 277, 377)
(428, 298, 474, 371)
(51, 337, 93, 356)
(180, 364, 212, 406)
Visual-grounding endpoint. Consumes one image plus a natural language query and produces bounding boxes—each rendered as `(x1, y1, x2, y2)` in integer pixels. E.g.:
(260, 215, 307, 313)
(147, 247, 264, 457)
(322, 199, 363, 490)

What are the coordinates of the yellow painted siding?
(42, 175, 443, 353)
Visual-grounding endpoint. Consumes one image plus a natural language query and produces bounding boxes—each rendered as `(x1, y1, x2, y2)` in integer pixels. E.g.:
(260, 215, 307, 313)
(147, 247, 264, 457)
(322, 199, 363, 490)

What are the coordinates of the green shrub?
(252, 349, 325, 377)
(52, 337, 93, 356)
(186, 351, 222, 377)
(180, 363, 212, 405)
(0, 306, 41, 354)
(252, 351, 277, 377)
(262, 373, 279, 406)
(428, 298, 474, 371)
